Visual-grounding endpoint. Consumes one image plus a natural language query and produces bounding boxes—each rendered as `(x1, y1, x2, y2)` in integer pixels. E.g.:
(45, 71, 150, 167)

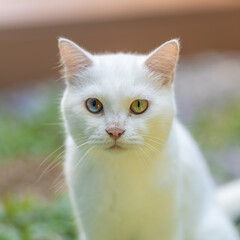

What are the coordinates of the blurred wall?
(0, 2, 240, 88)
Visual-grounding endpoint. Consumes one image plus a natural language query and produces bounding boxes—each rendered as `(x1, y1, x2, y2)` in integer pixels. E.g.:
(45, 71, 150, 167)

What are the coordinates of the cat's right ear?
(144, 39, 180, 87)
(58, 38, 93, 84)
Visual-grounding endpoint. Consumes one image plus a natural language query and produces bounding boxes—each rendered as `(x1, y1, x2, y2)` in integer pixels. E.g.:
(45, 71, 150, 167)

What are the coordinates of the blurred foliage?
(0, 195, 77, 240)
(192, 103, 240, 150)
(191, 103, 240, 182)
(0, 96, 63, 161)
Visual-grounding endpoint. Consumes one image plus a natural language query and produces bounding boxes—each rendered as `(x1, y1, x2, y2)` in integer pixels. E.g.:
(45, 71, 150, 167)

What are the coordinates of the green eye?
(130, 99, 148, 114)
(86, 98, 103, 114)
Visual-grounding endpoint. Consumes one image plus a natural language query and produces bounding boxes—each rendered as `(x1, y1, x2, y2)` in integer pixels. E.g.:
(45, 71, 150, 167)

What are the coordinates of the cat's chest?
(68, 152, 178, 215)
(66, 150, 180, 239)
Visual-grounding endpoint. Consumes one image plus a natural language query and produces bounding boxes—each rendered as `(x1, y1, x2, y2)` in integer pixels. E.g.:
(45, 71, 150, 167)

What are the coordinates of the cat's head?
(59, 38, 179, 154)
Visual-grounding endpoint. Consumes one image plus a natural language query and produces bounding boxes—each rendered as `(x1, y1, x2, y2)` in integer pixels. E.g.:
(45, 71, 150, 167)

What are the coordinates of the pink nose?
(106, 128, 125, 140)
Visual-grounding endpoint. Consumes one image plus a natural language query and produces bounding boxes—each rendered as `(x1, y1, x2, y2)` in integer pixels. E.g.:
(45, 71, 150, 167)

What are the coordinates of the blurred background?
(0, 0, 240, 239)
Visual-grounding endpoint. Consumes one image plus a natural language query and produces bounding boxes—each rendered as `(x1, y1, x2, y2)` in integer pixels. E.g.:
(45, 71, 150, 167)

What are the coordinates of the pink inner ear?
(145, 40, 179, 76)
(59, 40, 92, 74)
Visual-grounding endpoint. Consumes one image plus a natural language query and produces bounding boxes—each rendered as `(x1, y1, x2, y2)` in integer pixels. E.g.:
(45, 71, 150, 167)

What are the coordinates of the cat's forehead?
(81, 53, 152, 100)
(92, 53, 146, 84)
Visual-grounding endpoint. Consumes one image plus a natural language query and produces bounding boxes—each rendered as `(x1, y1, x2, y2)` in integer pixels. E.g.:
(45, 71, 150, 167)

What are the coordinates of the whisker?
(143, 142, 161, 154)
(37, 141, 88, 184)
(52, 171, 65, 189)
(74, 146, 95, 169)
(76, 141, 89, 149)
(38, 144, 65, 169)
(144, 138, 164, 146)
(138, 147, 152, 166)
(43, 151, 65, 175)
(54, 178, 67, 195)
(53, 142, 92, 194)
(36, 151, 65, 183)
(141, 134, 165, 143)
(136, 147, 148, 168)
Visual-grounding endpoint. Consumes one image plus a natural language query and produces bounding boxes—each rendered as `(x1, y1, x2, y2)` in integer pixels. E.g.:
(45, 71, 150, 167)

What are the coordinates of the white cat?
(58, 38, 240, 240)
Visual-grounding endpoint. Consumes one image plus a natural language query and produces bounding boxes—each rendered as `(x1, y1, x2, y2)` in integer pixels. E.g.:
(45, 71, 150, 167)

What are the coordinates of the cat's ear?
(58, 38, 93, 83)
(145, 39, 180, 87)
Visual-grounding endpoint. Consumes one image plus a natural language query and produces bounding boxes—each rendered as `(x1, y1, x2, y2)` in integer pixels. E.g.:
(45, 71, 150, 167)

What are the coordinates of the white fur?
(60, 40, 239, 240)
(218, 179, 240, 221)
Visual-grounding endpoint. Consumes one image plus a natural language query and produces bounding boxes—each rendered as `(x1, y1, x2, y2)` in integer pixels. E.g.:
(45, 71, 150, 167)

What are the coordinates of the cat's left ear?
(144, 39, 180, 87)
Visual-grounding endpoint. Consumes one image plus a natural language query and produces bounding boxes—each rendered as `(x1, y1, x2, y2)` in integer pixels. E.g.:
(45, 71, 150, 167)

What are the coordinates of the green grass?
(191, 103, 240, 150)
(190, 103, 240, 182)
(0, 94, 63, 161)
(0, 195, 77, 240)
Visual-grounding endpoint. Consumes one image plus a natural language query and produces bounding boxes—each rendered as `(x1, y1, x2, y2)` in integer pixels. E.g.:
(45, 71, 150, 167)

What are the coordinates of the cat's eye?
(130, 99, 148, 114)
(86, 98, 103, 114)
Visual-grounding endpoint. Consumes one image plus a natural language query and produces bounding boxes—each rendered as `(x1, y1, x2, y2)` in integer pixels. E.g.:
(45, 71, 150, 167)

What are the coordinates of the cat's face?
(59, 39, 179, 153)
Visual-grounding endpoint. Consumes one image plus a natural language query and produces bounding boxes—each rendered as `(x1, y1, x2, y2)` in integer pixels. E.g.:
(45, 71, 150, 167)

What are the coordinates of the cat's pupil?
(137, 101, 140, 108)
(92, 99, 96, 107)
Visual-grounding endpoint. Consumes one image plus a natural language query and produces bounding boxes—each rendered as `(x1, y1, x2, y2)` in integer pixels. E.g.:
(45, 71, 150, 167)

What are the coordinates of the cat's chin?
(89, 140, 141, 152)
(103, 141, 126, 151)
(105, 142, 140, 152)
(109, 144, 123, 150)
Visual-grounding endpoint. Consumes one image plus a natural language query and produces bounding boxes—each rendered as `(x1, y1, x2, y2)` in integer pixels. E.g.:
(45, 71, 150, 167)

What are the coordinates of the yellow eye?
(130, 99, 148, 114)
(86, 98, 103, 114)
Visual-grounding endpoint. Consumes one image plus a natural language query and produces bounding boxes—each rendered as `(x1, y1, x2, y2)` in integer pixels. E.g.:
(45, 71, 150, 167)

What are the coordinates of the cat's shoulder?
(172, 119, 203, 159)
